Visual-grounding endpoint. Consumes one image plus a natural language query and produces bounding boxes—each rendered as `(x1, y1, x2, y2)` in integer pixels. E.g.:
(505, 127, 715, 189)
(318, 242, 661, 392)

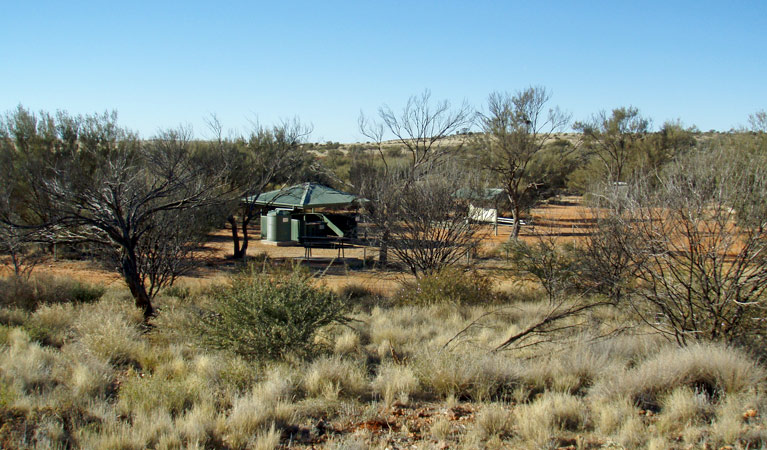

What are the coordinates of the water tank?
(260, 215, 268, 239)
(265, 210, 292, 242)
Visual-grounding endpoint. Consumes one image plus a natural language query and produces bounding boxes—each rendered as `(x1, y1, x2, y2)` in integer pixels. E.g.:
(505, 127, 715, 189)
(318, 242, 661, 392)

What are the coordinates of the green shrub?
(393, 267, 496, 306)
(338, 283, 377, 301)
(503, 239, 579, 303)
(65, 282, 106, 304)
(195, 266, 348, 360)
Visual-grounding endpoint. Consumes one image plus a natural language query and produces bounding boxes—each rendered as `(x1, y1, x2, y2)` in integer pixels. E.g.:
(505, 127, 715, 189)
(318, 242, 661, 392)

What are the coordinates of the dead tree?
(613, 147, 767, 345)
(358, 90, 474, 268)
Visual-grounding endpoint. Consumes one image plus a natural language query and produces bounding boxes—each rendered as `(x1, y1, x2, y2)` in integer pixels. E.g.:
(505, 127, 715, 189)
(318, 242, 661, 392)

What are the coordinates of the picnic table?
(300, 236, 351, 258)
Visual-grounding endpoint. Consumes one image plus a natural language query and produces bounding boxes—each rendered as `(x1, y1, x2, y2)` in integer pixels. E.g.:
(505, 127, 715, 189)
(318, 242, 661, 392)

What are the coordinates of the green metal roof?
(249, 183, 359, 209)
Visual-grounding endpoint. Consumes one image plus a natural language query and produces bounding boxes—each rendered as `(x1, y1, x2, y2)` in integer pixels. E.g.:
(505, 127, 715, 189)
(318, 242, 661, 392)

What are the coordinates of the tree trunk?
(228, 215, 243, 258)
(240, 217, 250, 258)
(10, 251, 21, 278)
(121, 251, 154, 320)
(231, 214, 253, 260)
(509, 202, 521, 241)
(379, 229, 389, 266)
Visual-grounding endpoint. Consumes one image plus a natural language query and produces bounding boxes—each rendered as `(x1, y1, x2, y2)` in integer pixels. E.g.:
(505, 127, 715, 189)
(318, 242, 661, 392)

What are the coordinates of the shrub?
(503, 238, 579, 303)
(393, 267, 497, 307)
(195, 266, 349, 360)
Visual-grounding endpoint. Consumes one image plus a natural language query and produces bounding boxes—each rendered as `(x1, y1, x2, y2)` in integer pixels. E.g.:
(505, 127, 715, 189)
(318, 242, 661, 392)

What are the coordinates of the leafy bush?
(195, 266, 348, 360)
(503, 238, 579, 303)
(393, 267, 497, 306)
(0, 276, 104, 311)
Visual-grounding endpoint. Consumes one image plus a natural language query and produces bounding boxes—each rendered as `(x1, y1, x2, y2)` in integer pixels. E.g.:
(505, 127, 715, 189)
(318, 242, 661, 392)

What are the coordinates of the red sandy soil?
(4, 196, 593, 294)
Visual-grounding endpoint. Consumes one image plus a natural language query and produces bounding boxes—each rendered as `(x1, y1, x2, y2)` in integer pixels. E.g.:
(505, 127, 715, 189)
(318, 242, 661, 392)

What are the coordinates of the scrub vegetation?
(0, 98, 766, 448)
(0, 272, 765, 449)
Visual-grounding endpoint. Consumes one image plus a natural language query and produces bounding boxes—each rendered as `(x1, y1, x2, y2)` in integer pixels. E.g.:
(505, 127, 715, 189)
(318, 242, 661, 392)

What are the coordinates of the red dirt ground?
(3, 196, 593, 294)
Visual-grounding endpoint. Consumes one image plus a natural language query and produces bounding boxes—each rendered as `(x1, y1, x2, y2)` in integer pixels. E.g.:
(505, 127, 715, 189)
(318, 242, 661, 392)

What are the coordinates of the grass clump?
(338, 283, 385, 311)
(470, 403, 514, 441)
(73, 296, 147, 367)
(414, 351, 520, 401)
(223, 387, 296, 448)
(303, 355, 367, 400)
(607, 343, 764, 411)
(117, 369, 205, 418)
(372, 362, 420, 405)
(514, 391, 589, 445)
(196, 265, 349, 360)
(0, 275, 104, 311)
(338, 283, 378, 301)
(394, 267, 497, 306)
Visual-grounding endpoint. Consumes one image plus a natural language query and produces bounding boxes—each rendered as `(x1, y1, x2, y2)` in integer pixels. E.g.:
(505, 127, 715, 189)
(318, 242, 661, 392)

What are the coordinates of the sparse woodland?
(1, 96, 767, 449)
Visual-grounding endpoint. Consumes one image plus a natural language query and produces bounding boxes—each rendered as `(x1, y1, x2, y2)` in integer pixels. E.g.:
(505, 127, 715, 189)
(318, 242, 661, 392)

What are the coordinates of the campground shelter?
(247, 183, 360, 245)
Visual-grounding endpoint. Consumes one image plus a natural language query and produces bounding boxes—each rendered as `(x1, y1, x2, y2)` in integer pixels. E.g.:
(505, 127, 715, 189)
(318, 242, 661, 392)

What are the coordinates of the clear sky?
(2, 1, 765, 142)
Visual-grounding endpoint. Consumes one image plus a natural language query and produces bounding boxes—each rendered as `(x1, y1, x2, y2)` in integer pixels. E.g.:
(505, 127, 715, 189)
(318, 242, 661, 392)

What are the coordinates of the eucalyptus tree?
(476, 87, 570, 239)
(749, 110, 767, 132)
(1, 107, 231, 319)
(45, 123, 229, 318)
(574, 106, 650, 183)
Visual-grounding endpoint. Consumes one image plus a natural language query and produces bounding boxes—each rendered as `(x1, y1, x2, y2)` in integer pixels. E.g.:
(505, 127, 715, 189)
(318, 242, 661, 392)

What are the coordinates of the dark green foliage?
(574, 106, 651, 183)
(525, 138, 579, 193)
(195, 266, 348, 360)
(394, 267, 498, 306)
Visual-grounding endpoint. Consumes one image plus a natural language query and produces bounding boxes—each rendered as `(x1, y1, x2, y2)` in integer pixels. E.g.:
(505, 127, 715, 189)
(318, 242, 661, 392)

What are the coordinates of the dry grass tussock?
(593, 342, 765, 411)
(1, 274, 767, 449)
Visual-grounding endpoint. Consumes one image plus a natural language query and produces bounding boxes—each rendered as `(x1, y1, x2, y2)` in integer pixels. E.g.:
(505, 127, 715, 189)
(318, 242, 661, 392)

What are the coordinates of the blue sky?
(1, 1, 765, 142)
